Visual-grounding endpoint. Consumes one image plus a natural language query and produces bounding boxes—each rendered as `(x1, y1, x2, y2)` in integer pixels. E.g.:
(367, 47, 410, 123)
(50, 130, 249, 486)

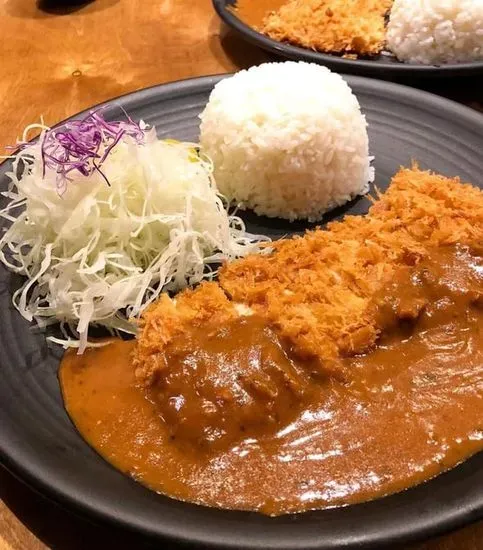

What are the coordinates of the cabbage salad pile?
(0, 110, 267, 351)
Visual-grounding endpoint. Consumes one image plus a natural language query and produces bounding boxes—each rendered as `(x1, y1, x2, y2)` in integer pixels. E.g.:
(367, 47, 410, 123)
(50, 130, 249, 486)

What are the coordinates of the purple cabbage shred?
(21, 108, 145, 193)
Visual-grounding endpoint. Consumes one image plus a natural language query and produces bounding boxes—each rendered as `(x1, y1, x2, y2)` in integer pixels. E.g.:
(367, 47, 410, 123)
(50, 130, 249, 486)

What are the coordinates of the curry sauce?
(232, 0, 287, 28)
(60, 245, 483, 515)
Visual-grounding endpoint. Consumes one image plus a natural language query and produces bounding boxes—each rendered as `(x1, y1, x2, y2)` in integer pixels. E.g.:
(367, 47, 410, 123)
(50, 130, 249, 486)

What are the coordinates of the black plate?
(213, 0, 483, 79)
(0, 75, 483, 550)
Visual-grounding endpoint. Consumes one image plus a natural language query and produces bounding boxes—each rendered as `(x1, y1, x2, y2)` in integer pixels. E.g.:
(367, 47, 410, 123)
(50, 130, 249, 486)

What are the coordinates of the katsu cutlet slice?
(133, 167, 483, 386)
(133, 282, 239, 383)
(220, 167, 483, 362)
(261, 0, 393, 56)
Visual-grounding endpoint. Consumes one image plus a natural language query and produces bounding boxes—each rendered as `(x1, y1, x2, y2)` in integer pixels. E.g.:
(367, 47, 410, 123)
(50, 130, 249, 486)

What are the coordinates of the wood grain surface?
(0, 1, 482, 549)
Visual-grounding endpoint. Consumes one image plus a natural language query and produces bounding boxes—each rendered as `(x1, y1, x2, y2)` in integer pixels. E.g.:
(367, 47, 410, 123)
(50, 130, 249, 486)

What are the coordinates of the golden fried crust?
(133, 283, 238, 384)
(261, 0, 393, 56)
(133, 167, 483, 385)
(220, 166, 483, 362)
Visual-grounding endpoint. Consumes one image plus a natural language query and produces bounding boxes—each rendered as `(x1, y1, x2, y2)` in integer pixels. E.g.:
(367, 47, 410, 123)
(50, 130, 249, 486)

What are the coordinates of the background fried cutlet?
(134, 167, 483, 384)
(261, 0, 394, 56)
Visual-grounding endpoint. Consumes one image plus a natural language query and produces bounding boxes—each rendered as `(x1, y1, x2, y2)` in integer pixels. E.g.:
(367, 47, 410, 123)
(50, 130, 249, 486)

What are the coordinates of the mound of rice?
(199, 62, 373, 222)
(387, 0, 483, 65)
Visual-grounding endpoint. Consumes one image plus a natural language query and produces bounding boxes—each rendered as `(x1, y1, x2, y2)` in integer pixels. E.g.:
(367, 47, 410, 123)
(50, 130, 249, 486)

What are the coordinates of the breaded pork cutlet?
(261, 0, 393, 57)
(134, 167, 483, 385)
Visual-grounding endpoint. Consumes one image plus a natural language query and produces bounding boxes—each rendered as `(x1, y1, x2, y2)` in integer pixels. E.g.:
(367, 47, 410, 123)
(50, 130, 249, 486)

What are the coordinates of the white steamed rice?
(199, 62, 373, 222)
(387, 0, 483, 65)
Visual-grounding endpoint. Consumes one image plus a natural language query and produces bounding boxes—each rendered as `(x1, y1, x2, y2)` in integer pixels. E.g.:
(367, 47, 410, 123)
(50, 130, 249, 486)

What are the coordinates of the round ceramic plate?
(212, 0, 483, 78)
(0, 75, 482, 550)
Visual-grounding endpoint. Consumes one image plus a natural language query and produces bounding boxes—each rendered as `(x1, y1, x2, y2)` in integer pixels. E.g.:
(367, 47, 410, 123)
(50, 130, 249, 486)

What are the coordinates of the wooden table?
(0, 1, 482, 549)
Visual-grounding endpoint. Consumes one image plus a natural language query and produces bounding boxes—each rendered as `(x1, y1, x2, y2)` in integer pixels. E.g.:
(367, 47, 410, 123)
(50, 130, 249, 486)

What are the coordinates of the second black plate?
(213, 0, 483, 79)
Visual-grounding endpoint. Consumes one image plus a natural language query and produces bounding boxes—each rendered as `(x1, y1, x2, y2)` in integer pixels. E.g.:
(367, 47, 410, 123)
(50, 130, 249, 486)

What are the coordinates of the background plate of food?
(0, 64, 482, 549)
(213, 0, 483, 78)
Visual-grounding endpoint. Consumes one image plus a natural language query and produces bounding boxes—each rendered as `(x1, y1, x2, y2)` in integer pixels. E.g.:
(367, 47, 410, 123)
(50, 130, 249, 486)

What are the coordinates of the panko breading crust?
(134, 167, 483, 384)
(261, 0, 393, 56)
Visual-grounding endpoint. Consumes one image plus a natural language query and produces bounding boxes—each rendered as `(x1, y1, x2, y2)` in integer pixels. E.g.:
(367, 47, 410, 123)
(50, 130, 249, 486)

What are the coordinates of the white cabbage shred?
(0, 125, 268, 352)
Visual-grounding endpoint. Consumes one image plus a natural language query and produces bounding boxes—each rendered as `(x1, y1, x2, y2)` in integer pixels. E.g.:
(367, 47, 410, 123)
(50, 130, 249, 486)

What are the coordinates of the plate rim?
(1, 73, 483, 549)
(212, 0, 483, 77)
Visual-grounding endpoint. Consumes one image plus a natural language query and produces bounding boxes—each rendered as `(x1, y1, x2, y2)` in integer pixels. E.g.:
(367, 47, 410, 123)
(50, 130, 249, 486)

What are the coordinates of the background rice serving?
(387, 0, 483, 64)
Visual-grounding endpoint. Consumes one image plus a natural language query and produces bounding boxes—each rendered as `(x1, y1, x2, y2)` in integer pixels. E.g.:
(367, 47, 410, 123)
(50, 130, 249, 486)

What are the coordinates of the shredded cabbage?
(0, 118, 269, 352)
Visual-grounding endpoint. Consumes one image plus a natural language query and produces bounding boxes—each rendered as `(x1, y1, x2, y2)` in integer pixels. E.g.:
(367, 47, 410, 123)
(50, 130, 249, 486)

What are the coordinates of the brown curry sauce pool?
(60, 246, 483, 515)
(230, 0, 287, 29)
